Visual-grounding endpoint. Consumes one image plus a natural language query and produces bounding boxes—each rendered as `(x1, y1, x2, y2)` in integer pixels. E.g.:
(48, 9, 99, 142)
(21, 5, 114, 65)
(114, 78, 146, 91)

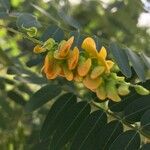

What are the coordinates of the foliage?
(0, 0, 150, 149)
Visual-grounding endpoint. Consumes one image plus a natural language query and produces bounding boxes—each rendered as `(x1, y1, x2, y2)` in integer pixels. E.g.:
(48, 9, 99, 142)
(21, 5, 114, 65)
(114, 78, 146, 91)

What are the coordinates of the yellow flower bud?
(33, 45, 45, 53)
(106, 81, 121, 102)
(96, 82, 106, 100)
(43, 38, 55, 50)
(118, 84, 130, 96)
(24, 27, 37, 37)
(135, 85, 150, 95)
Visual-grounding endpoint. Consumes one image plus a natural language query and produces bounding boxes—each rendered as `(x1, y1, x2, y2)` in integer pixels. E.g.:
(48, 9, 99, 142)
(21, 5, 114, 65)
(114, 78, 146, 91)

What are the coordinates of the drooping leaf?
(16, 13, 42, 29)
(109, 42, 132, 77)
(40, 93, 77, 141)
(50, 101, 91, 149)
(70, 110, 107, 150)
(97, 120, 123, 149)
(109, 130, 140, 150)
(125, 48, 146, 81)
(25, 84, 61, 112)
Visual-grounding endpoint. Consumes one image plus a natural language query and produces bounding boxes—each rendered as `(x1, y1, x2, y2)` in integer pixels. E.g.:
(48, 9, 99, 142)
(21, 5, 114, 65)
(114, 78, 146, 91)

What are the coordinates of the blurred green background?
(0, 0, 150, 149)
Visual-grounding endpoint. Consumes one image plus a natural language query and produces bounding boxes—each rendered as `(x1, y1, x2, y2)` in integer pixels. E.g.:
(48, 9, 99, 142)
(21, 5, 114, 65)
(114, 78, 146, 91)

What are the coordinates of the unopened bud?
(96, 81, 106, 100)
(106, 81, 121, 102)
(43, 38, 55, 50)
(23, 27, 37, 37)
(135, 85, 150, 95)
(33, 45, 45, 53)
(118, 84, 130, 96)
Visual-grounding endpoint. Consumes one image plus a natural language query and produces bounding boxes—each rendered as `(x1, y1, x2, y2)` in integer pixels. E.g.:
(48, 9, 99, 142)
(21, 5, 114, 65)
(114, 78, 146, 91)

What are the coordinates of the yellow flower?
(83, 75, 102, 91)
(67, 47, 79, 70)
(54, 36, 74, 59)
(42, 53, 61, 79)
(98, 46, 114, 73)
(77, 58, 92, 77)
(81, 37, 98, 57)
(81, 37, 114, 73)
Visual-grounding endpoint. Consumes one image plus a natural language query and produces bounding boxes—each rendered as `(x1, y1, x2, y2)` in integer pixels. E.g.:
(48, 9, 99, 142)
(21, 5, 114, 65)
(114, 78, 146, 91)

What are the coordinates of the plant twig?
(91, 101, 150, 139)
(0, 24, 43, 45)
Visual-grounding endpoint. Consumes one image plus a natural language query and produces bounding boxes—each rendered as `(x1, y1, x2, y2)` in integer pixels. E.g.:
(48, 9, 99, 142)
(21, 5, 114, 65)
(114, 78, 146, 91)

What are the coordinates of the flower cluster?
(33, 37, 149, 102)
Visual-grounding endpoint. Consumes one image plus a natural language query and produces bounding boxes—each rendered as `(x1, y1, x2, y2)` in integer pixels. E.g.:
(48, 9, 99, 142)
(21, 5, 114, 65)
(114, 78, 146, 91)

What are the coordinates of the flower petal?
(68, 47, 79, 70)
(33, 45, 45, 53)
(83, 75, 102, 90)
(42, 53, 61, 79)
(106, 82, 121, 102)
(106, 60, 114, 70)
(96, 85, 106, 100)
(90, 66, 105, 79)
(63, 66, 73, 81)
(81, 37, 98, 57)
(46, 63, 61, 79)
(77, 58, 91, 77)
(58, 36, 74, 58)
(98, 46, 107, 59)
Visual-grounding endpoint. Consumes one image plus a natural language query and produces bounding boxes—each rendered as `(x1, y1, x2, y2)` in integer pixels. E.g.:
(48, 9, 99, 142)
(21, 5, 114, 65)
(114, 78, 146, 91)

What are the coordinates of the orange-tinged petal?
(81, 37, 98, 57)
(98, 46, 107, 59)
(63, 66, 73, 81)
(46, 63, 61, 79)
(90, 66, 105, 79)
(54, 50, 67, 60)
(77, 58, 91, 77)
(83, 75, 102, 90)
(96, 86, 106, 100)
(33, 45, 45, 53)
(42, 53, 61, 79)
(58, 36, 74, 58)
(42, 53, 53, 73)
(68, 47, 79, 70)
